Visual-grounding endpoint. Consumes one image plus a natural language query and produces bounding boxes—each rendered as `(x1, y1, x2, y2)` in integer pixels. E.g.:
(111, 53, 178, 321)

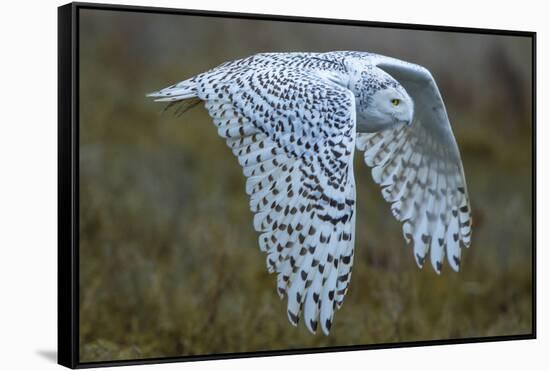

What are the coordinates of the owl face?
(356, 85, 414, 133)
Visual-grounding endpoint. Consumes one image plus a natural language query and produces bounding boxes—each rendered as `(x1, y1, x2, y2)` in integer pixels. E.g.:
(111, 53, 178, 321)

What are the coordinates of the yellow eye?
(391, 99, 400, 106)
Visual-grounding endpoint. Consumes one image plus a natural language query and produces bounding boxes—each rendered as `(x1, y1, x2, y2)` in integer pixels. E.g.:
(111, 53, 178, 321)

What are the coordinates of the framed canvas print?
(58, 2, 536, 368)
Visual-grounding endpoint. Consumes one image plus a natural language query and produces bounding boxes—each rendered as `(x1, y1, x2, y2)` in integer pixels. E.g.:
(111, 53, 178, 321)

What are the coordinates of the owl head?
(350, 67, 414, 132)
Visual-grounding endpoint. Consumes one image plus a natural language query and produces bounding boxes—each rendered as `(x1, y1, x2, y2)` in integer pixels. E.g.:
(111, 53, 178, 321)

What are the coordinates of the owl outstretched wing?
(149, 59, 357, 335)
(356, 57, 472, 273)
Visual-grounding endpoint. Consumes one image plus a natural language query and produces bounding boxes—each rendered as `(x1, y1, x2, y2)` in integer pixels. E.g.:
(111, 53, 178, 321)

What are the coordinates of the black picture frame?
(58, 2, 537, 368)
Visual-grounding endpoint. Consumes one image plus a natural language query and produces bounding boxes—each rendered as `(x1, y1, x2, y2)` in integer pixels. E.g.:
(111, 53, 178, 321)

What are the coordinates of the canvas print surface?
(78, 7, 533, 363)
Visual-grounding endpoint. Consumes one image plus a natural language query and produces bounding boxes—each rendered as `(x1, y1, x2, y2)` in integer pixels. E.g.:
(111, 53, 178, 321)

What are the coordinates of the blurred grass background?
(78, 8, 533, 363)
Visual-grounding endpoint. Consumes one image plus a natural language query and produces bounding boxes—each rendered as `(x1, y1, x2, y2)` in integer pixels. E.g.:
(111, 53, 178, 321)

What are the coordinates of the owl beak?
(408, 110, 415, 126)
(399, 119, 413, 127)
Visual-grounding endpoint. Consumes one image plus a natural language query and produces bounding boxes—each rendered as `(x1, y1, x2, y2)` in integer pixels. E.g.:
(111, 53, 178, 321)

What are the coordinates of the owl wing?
(149, 64, 357, 335)
(356, 57, 472, 273)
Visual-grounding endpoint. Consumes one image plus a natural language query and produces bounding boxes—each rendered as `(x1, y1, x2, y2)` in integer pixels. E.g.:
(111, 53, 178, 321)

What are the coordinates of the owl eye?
(391, 99, 400, 106)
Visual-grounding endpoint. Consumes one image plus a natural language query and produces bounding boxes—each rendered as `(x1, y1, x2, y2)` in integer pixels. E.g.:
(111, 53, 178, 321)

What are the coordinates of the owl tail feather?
(147, 79, 200, 116)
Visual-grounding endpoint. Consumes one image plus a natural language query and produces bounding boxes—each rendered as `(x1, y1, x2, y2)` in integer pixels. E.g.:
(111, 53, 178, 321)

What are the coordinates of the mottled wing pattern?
(356, 126, 470, 273)
(150, 55, 357, 334)
(356, 58, 472, 274)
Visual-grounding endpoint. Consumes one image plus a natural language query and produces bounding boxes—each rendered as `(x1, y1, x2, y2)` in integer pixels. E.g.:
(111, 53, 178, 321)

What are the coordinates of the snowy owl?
(148, 51, 472, 335)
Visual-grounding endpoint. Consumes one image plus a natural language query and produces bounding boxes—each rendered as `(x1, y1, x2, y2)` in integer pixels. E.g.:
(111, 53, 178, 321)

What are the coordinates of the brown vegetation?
(78, 9, 533, 362)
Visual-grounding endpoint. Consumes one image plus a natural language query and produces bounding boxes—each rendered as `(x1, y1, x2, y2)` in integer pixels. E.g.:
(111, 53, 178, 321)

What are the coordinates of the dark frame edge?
(72, 1, 535, 36)
(75, 334, 535, 369)
(531, 32, 537, 339)
(59, 2, 536, 369)
(58, 2, 79, 369)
